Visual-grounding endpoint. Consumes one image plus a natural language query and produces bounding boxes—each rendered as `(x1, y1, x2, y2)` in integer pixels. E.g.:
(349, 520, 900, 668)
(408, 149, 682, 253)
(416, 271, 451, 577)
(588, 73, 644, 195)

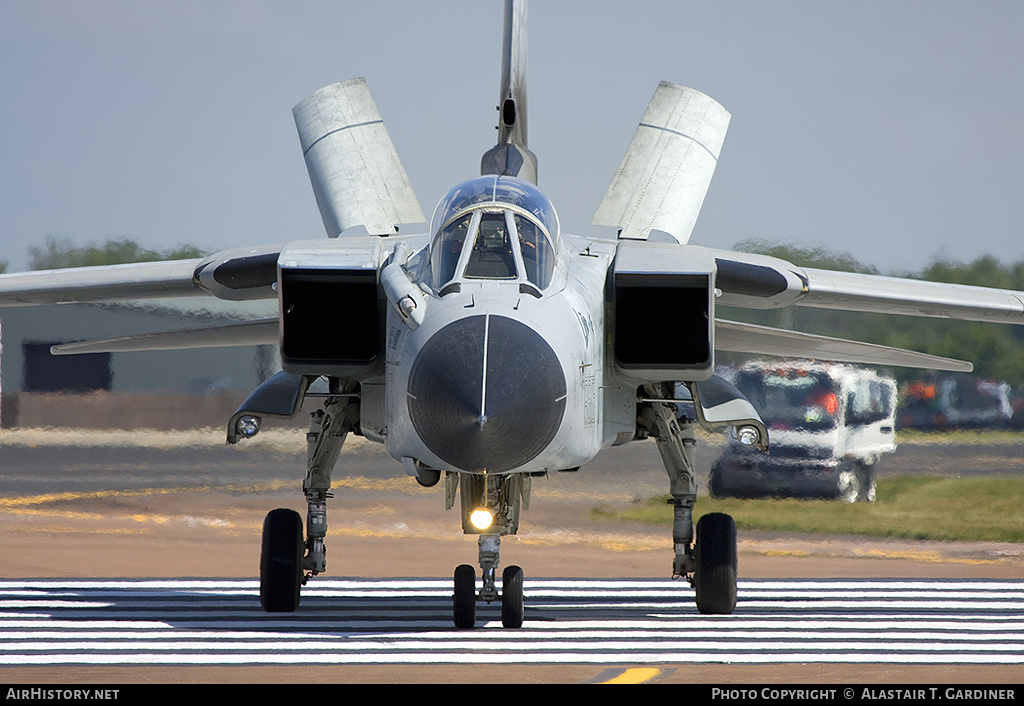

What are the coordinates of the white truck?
(709, 361, 898, 502)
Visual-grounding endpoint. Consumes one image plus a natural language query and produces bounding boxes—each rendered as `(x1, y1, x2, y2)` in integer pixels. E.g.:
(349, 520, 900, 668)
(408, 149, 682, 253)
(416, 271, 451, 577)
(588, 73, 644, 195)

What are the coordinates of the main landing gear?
(258, 384, 360, 613)
(256, 376, 737, 621)
(640, 383, 738, 615)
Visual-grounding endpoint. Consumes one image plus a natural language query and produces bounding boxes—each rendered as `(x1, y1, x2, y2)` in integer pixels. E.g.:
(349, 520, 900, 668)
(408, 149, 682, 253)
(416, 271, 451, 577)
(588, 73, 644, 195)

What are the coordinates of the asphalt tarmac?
(1, 427, 1022, 683)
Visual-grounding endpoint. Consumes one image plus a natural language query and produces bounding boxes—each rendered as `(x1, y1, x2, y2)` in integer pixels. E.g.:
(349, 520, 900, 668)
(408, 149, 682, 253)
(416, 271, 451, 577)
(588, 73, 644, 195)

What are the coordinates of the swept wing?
(709, 248, 1024, 324)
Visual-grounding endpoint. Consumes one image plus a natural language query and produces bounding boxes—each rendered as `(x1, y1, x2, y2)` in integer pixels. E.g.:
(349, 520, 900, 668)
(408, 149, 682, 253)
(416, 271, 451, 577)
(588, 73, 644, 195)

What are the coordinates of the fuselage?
(374, 175, 627, 476)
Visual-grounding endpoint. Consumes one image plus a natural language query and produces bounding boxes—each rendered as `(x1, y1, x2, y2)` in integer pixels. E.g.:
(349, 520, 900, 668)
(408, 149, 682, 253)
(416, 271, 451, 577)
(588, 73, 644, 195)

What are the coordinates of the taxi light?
(236, 415, 261, 439)
(470, 508, 494, 530)
(736, 425, 761, 447)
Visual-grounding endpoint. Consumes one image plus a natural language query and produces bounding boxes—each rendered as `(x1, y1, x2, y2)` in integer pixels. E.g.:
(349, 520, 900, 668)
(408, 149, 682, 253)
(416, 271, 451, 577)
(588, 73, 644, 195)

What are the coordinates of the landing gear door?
(684, 376, 769, 452)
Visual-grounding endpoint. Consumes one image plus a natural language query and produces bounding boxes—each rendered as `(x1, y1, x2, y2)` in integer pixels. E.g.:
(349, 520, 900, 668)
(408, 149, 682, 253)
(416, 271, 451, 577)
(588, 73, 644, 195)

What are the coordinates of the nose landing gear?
(452, 537, 525, 629)
(449, 472, 528, 628)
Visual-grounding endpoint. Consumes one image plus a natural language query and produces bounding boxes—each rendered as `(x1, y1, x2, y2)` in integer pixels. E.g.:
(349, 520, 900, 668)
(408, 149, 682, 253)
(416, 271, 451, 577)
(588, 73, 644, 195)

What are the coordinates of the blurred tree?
(733, 238, 879, 275)
(28, 236, 207, 270)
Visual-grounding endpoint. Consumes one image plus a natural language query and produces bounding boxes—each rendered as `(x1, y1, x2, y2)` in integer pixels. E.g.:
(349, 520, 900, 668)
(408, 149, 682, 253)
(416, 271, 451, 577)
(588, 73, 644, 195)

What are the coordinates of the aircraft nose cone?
(407, 314, 567, 472)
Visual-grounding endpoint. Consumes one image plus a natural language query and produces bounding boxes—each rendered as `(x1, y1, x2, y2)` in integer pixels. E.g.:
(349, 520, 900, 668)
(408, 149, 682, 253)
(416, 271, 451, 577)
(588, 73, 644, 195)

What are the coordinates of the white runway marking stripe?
(0, 578, 1022, 665)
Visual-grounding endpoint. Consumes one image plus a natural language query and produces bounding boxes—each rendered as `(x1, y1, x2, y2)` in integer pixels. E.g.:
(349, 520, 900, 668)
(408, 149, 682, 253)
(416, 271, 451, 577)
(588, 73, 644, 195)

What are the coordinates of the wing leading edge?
(0, 243, 288, 307)
(709, 247, 1024, 325)
(0, 259, 206, 307)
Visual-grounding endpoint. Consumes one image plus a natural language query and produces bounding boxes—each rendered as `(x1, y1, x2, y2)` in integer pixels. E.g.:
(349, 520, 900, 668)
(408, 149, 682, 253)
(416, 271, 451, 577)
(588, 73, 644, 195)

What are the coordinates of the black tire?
(260, 508, 304, 612)
(836, 462, 862, 503)
(708, 462, 728, 499)
(453, 564, 476, 628)
(693, 512, 737, 615)
(837, 461, 876, 503)
(501, 565, 525, 629)
(859, 464, 877, 502)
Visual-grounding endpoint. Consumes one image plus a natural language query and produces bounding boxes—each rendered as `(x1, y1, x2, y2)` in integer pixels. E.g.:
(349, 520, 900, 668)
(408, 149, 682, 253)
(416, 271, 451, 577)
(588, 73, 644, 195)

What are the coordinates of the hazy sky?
(2, 1, 1022, 273)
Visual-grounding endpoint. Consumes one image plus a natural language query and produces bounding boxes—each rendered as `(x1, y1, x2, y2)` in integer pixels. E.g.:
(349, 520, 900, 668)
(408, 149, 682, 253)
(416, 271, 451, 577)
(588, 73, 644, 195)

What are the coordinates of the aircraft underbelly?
(385, 287, 601, 474)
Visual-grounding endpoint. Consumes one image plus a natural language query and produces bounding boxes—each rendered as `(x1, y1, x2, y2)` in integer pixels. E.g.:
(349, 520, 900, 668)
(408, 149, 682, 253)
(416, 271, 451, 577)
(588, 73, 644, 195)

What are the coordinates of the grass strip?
(591, 475, 1024, 543)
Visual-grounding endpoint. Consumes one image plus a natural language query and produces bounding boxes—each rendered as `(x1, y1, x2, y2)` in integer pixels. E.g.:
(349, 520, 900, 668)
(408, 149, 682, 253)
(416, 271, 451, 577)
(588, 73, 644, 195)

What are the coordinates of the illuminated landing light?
(470, 508, 494, 530)
(236, 416, 261, 439)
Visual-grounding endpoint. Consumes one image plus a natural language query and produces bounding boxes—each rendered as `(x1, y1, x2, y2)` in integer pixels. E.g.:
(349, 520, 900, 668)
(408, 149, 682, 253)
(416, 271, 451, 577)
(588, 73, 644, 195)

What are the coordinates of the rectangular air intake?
(611, 241, 715, 381)
(279, 267, 381, 376)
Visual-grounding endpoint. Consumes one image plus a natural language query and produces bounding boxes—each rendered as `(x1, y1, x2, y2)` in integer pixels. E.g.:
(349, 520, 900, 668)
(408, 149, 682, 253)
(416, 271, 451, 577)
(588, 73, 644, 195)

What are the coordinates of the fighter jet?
(2, 0, 1023, 628)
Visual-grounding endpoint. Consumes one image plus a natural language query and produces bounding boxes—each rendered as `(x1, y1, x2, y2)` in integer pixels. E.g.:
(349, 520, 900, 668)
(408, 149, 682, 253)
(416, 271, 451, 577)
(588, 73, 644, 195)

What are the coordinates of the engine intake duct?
(610, 241, 715, 381)
(279, 267, 382, 377)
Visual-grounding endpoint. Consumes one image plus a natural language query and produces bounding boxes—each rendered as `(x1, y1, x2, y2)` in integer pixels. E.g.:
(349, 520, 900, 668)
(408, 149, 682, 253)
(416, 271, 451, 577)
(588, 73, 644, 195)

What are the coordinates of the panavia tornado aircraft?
(2, 0, 1024, 628)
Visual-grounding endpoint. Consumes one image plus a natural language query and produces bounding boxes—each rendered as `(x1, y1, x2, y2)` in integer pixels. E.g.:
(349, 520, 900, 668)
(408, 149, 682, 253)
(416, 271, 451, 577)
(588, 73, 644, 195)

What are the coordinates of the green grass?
(895, 429, 1024, 445)
(590, 476, 1024, 543)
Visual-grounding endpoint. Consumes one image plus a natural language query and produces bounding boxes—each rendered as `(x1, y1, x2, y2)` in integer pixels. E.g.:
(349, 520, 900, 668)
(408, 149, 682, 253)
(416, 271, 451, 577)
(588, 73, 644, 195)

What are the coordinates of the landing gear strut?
(639, 383, 738, 615)
(258, 384, 360, 613)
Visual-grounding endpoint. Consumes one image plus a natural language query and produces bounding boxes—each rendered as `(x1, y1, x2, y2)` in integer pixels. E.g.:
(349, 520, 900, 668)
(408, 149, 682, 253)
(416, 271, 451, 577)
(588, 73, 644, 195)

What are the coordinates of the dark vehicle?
(897, 374, 1012, 431)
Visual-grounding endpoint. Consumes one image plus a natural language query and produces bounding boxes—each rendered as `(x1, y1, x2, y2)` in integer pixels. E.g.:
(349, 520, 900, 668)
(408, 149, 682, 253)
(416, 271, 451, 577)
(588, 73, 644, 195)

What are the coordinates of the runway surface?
(3, 577, 1023, 666)
(2, 429, 1023, 682)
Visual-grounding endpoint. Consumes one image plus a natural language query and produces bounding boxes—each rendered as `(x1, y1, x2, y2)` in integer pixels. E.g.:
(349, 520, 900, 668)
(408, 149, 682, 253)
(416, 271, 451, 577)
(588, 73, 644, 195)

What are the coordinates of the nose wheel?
(452, 535, 525, 628)
(500, 565, 524, 628)
(453, 564, 476, 628)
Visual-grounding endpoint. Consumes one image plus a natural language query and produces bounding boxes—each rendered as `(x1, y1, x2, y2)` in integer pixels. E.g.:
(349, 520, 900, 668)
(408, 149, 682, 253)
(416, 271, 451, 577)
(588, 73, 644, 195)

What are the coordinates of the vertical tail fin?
(481, 0, 538, 184)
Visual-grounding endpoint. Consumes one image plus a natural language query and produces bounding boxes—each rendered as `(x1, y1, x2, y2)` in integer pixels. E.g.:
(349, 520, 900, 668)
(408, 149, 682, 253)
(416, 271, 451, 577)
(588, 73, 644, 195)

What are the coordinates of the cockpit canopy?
(428, 175, 559, 291)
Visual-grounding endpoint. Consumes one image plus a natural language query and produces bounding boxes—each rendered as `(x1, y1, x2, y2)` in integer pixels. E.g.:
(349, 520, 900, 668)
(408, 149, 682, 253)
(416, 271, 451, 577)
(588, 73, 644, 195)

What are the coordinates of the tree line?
(1, 236, 207, 272)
